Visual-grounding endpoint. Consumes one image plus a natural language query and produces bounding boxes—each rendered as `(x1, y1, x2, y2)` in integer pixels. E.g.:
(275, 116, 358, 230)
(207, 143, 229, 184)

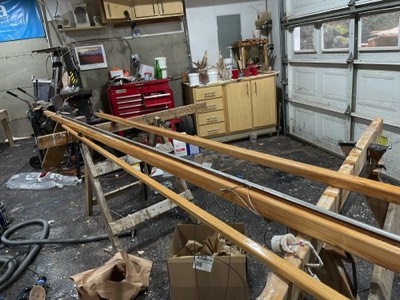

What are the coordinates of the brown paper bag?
(70, 251, 152, 300)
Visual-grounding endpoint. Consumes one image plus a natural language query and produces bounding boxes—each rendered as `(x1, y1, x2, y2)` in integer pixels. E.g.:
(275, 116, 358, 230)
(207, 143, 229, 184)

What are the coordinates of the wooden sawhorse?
(81, 143, 193, 252)
(0, 109, 14, 146)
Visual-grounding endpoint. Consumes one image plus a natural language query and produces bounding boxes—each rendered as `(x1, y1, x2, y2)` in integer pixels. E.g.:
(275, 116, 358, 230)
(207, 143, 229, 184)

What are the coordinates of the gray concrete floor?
(0, 135, 399, 299)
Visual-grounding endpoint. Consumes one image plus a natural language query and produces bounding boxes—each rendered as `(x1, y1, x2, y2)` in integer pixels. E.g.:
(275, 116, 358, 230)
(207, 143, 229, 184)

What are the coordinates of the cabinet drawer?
(198, 98, 224, 112)
(197, 110, 225, 126)
(198, 122, 226, 137)
(194, 86, 223, 100)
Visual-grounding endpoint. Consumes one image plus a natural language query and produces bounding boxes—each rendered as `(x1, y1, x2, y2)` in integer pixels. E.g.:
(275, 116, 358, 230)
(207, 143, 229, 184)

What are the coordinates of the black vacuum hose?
(0, 219, 49, 291)
(0, 219, 133, 292)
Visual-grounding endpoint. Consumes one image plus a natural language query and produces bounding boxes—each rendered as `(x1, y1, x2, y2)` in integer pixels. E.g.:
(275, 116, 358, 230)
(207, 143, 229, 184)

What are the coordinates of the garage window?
(360, 10, 400, 48)
(293, 25, 315, 52)
(322, 19, 350, 50)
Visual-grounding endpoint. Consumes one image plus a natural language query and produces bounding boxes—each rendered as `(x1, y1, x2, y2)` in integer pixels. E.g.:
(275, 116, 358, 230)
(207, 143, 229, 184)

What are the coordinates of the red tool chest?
(107, 79, 174, 118)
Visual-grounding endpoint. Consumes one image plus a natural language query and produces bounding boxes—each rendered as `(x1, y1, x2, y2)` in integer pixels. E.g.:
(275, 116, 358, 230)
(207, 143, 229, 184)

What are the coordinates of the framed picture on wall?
(74, 45, 108, 71)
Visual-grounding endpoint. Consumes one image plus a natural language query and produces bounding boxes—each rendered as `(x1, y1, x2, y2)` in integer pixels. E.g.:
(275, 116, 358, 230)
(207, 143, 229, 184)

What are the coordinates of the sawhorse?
(81, 143, 193, 252)
(0, 109, 14, 146)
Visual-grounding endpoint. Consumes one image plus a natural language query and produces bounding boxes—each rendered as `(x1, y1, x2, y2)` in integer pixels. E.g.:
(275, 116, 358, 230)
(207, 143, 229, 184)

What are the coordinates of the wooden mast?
(44, 111, 400, 273)
(63, 124, 349, 300)
(96, 113, 400, 206)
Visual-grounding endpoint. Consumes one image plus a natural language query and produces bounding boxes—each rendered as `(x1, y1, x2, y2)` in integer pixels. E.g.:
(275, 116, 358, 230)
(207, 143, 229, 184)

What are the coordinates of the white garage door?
(284, 0, 400, 179)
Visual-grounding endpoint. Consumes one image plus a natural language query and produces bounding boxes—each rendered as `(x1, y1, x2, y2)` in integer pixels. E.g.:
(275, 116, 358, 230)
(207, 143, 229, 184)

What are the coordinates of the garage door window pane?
(360, 11, 400, 48)
(322, 19, 350, 50)
(294, 25, 315, 51)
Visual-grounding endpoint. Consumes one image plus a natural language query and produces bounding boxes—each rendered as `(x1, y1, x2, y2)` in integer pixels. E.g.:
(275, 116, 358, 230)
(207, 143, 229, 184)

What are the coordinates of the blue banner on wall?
(0, 0, 45, 42)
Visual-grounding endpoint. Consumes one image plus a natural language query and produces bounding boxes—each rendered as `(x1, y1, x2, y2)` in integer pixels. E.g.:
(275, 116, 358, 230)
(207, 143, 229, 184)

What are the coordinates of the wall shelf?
(58, 26, 105, 33)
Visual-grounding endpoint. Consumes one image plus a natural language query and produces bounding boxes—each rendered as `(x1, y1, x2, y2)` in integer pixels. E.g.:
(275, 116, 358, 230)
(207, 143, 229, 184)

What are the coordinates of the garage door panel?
(356, 70, 400, 125)
(290, 67, 317, 98)
(289, 103, 348, 154)
(285, 0, 348, 19)
(289, 66, 350, 112)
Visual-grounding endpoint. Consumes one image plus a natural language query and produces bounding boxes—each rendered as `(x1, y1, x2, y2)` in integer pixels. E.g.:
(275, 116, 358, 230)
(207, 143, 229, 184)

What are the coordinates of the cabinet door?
(251, 76, 276, 128)
(133, 0, 159, 18)
(103, 0, 133, 20)
(225, 81, 252, 133)
(157, 0, 183, 16)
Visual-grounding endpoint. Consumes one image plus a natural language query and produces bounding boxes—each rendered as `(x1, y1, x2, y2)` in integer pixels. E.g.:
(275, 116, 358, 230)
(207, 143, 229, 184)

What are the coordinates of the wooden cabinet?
(183, 73, 277, 141)
(132, 0, 183, 19)
(251, 76, 276, 128)
(184, 85, 226, 138)
(101, 0, 183, 22)
(225, 81, 253, 132)
(102, 0, 133, 20)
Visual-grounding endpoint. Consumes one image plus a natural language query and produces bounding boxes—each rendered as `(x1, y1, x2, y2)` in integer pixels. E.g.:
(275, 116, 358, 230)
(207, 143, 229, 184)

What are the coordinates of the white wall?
(185, 0, 266, 66)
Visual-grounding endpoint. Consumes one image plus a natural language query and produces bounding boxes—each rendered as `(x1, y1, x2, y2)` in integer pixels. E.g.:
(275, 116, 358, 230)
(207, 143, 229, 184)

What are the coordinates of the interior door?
(217, 15, 242, 59)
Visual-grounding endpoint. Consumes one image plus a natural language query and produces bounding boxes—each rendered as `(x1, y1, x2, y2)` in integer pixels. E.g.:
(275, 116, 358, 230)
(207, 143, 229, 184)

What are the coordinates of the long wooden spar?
(45, 111, 400, 273)
(63, 124, 348, 300)
(96, 113, 400, 206)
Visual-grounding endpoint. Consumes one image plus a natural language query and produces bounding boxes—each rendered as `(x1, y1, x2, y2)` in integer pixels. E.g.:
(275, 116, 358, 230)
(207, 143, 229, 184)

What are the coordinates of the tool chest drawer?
(107, 79, 174, 118)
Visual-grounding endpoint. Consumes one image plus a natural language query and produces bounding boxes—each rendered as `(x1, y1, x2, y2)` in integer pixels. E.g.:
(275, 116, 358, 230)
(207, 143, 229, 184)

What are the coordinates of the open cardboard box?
(167, 223, 248, 300)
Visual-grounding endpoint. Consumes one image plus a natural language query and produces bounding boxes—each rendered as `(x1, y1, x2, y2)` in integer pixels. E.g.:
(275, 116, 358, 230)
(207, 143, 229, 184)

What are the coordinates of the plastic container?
(155, 57, 167, 68)
(243, 68, 251, 77)
(161, 67, 168, 79)
(188, 73, 200, 86)
(250, 65, 258, 76)
(231, 69, 239, 79)
(207, 69, 218, 83)
(223, 58, 233, 69)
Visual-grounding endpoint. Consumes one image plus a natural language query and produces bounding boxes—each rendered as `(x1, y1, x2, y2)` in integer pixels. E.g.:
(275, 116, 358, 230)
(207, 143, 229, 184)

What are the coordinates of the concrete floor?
(0, 134, 399, 299)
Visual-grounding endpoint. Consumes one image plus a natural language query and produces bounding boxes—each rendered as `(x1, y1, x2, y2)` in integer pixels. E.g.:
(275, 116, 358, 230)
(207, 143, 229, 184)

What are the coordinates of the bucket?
(155, 57, 167, 68)
(161, 66, 168, 79)
(207, 69, 218, 83)
(188, 73, 200, 86)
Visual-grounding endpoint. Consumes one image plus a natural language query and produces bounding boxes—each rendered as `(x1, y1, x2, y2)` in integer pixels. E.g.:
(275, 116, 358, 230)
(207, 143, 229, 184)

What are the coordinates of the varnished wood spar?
(96, 113, 400, 206)
(63, 124, 348, 300)
(44, 112, 400, 273)
(259, 117, 383, 300)
(36, 103, 206, 150)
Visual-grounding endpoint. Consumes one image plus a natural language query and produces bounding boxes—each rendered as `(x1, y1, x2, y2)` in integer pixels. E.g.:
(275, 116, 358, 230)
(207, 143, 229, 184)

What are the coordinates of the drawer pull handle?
(203, 92, 216, 98)
(207, 105, 217, 110)
(206, 117, 218, 122)
(207, 129, 219, 133)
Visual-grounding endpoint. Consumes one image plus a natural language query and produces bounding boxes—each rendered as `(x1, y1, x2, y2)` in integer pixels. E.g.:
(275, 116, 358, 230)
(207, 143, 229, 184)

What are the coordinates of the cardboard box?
(167, 223, 248, 300)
